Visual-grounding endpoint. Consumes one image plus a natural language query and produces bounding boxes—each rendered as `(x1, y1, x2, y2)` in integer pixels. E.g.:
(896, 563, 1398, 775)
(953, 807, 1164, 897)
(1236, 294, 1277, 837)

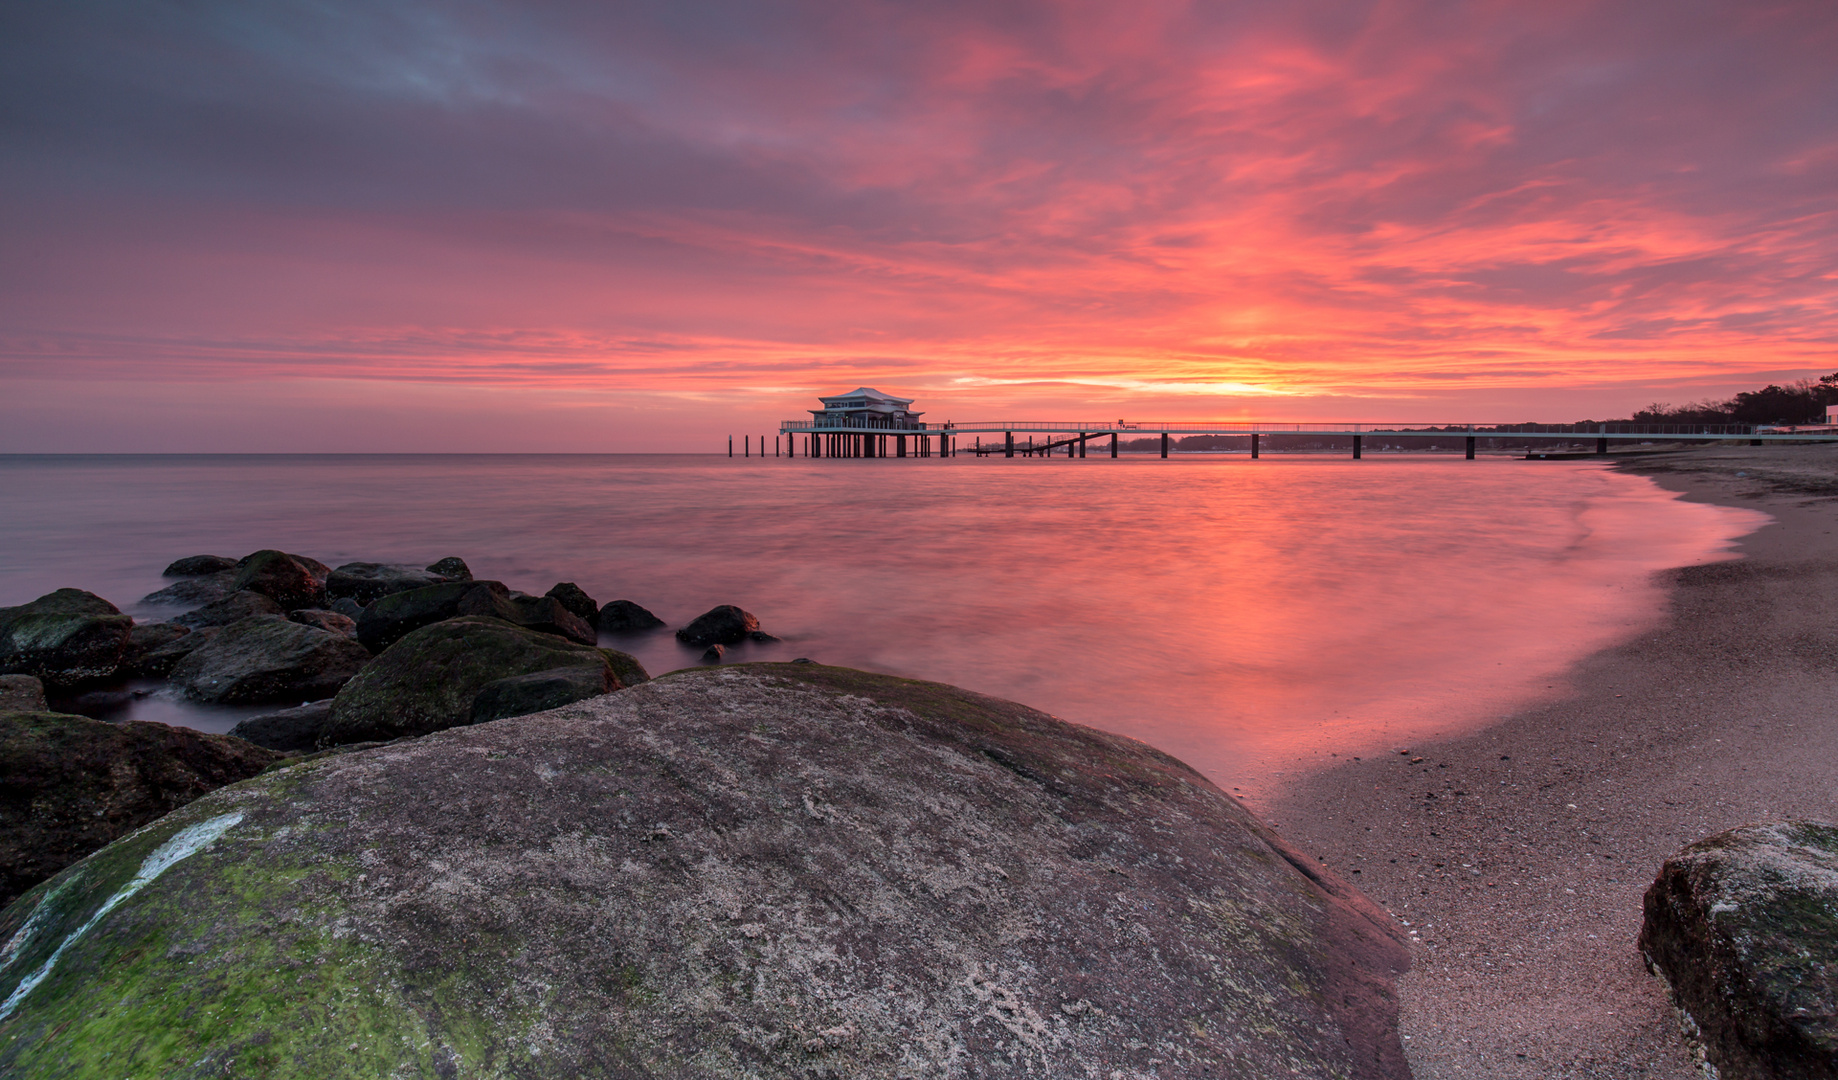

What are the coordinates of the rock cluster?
(1641, 821, 1838, 1080)
(0, 665, 1411, 1078)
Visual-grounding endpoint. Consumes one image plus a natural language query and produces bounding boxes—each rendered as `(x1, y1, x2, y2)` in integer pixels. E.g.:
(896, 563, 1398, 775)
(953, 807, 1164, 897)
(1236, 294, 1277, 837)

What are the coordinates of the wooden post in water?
(1111, 433, 1118, 457)
(728, 436, 733, 457)
(1466, 436, 1475, 460)
(1161, 433, 1169, 458)
(1352, 435, 1362, 459)
(1596, 437, 1608, 455)
(1005, 432, 1014, 458)
(1078, 433, 1087, 458)
(1251, 433, 1260, 459)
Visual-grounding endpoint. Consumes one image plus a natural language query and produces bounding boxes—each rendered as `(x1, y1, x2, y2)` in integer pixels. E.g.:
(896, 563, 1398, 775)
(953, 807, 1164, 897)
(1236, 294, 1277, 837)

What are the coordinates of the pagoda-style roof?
(817, 387, 914, 408)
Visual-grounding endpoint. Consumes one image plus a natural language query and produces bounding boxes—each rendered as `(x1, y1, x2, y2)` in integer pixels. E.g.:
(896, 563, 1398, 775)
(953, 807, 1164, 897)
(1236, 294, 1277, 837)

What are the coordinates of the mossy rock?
(0, 589, 132, 685)
(0, 665, 1409, 1078)
(169, 616, 371, 705)
(322, 616, 638, 746)
(1641, 820, 1838, 1079)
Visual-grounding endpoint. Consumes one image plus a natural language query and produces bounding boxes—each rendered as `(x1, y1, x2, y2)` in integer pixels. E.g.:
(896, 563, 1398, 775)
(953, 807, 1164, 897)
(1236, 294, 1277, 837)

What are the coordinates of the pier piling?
(1111, 433, 1118, 458)
(1353, 435, 1362, 459)
(1466, 436, 1476, 459)
(1251, 433, 1260, 459)
(1161, 433, 1169, 458)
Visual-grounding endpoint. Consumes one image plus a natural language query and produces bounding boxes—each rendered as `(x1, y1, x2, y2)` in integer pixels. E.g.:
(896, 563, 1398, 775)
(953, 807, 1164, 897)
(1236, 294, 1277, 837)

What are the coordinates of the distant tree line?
(1621, 374, 1838, 426)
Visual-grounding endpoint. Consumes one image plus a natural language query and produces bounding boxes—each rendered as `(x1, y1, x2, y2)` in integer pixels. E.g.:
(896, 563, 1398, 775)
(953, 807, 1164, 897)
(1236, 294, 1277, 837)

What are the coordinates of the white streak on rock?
(0, 812, 243, 1020)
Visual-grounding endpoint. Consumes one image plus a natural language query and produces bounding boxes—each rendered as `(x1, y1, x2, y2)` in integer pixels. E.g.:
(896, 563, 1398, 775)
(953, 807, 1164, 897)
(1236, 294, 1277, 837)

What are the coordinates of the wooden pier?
(742, 419, 1838, 459)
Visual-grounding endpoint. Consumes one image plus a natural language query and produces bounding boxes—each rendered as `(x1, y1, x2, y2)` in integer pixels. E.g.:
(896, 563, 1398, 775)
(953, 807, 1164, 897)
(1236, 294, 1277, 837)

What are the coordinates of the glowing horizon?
(2, 1, 1834, 451)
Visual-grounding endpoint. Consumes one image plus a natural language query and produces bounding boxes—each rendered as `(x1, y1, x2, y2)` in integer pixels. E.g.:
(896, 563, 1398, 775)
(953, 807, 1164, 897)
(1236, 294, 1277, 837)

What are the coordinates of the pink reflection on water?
(0, 454, 1765, 791)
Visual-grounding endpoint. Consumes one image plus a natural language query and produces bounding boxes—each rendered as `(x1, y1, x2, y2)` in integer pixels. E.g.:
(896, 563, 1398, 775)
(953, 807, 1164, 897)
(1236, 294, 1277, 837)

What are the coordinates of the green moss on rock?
(0, 665, 1411, 1079)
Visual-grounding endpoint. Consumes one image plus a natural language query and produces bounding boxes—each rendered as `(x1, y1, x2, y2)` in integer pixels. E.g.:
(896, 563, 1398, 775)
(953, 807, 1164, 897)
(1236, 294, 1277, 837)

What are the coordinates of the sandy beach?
(1270, 443, 1838, 1079)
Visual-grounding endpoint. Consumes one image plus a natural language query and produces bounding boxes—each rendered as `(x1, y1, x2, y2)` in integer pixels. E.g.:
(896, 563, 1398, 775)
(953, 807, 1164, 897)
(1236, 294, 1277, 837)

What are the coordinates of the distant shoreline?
(1270, 442, 1838, 1079)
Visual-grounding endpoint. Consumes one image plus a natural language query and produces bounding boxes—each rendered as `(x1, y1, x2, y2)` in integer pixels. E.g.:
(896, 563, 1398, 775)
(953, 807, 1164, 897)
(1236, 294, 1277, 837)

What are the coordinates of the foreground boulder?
(356, 580, 595, 653)
(324, 562, 452, 606)
(675, 604, 760, 646)
(288, 609, 356, 636)
(1641, 821, 1838, 1079)
(0, 665, 1409, 1078)
(228, 701, 333, 753)
(0, 711, 279, 908)
(0, 589, 133, 685)
(598, 598, 665, 631)
(425, 556, 472, 581)
(169, 616, 371, 705)
(323, 616, 643, 745)
(231, 550, 325, 609)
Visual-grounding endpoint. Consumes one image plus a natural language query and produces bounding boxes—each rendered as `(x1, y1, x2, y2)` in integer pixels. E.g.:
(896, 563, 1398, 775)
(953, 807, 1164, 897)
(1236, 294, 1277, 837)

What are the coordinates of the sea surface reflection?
(0, 453, 1766, 791)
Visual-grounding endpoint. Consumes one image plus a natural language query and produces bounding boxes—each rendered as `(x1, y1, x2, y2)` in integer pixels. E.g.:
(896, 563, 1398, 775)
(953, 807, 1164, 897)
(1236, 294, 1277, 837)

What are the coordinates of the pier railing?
(781, 419, 1790, 438)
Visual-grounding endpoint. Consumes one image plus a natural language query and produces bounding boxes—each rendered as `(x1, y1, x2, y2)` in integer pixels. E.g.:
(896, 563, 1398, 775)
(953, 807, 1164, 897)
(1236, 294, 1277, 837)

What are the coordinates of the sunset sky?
(3, 0, 1835, 451)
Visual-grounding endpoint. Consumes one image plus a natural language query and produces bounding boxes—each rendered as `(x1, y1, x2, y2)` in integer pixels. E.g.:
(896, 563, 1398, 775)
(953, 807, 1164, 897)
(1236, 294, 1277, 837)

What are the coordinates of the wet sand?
(1269, 444, 1838, 1079)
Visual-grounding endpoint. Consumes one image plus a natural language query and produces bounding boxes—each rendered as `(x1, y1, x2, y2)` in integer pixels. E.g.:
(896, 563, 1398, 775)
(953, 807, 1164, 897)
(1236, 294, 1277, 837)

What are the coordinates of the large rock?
(355, 580, 595, 653)
(469, 665, 613, 725)
(0, 675, 46, 712)
(323, 616, 637, 745)
(228, 701, 334, 753)
(676, 604, 760, 646)
(230, 550, 324, 609)
(598, 598, 665, 631)
(0, 589, 132, 685)
(162, 555, 236, 577)
(169, 616, 371, 705)
(1641, 821, 1838, 1079)
(0, 665, 1410, 1078)
(0, 711, 278, 908)
(545, 582, 599, 623)
(324, 562, 449, 606)
(122, 626, 215, 678)
(172, 588, 285, 629)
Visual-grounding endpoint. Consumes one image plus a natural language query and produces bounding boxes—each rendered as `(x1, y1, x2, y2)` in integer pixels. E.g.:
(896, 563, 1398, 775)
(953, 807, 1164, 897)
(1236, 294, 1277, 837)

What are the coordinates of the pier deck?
(743, 419, 1838, 459)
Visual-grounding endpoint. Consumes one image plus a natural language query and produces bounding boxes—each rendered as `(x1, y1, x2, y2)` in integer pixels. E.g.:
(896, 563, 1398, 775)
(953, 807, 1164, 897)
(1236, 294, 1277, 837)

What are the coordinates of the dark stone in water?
(162, 555, 236, 577)
(231, 551, 324, 610)
(544, 582, 599, 623)
(229, 701, 333, 753)
(324, 563, 448, 606)
(0, 666, 1411, 1077)
(327, 596, 365, 619)
(425, 556, 472, 581)
(356, 581, 595, 654)
(597, 599, 665, 632)
(121, 622, 190, 673)
(324, 616, 636, 745)
(469, 665, 612, 725)
(675, 605, 760, 647)
(701, 643, 725, 662)
(125, 626, 216, 678)
(0, 710, 278, 908)
(1641, 820, 1838, 1080)
(0, 590, 133, 686)
(170, 616, 371, 705)
(173, 590, 285, 629)
(141, 571, 236, 608)
(288, 609, 357, 636)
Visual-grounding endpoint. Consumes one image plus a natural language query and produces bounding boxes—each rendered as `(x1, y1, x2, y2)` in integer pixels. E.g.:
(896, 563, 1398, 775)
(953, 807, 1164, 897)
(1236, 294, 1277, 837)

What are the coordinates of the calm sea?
(0, 454, 1765, 792)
